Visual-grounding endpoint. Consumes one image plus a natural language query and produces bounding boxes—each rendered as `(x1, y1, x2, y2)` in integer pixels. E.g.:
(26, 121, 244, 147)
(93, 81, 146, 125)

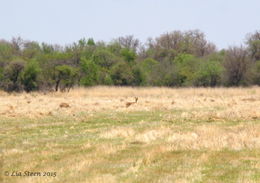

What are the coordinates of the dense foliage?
(0, 30, 259, 92)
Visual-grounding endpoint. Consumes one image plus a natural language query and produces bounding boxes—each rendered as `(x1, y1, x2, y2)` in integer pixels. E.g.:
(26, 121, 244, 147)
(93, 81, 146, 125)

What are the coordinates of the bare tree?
(184, 30, 216, 56)
(149, 30, 216, 59)
(11, 37, 24, 55)
(116, 35, 140, 52)
(155, 31, 183, 50)
(223, 46, 251, 86)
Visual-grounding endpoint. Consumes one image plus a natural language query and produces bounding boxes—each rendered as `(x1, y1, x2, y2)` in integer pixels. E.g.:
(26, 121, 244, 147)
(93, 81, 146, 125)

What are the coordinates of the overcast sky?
(1, 0, 259, 49)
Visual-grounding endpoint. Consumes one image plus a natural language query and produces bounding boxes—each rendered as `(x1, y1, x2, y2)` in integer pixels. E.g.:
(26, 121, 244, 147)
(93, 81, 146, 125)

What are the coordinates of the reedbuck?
(126, 97, 138, 108)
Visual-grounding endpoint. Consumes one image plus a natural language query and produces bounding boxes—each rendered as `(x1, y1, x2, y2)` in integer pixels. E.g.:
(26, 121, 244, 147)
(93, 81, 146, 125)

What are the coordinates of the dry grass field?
(0, 86, 260, 183)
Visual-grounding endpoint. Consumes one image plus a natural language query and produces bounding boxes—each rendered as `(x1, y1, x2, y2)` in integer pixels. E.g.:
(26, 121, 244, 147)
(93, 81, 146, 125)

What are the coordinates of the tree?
(11, 37, 23, 56)
(107, 42, 122, 56)
(2, 60, 25, 92)
(223, 47, 251, 86)
(22, 41, 41, 59)
(21, 60, 41, 92)
(66, 38, 87, 65)
(251, 60, 260, 85)
(80, 58, 99, 86)
(54, 65, 78, 91)
(184, 30, 216, 57)
(87, 38, 95, 46)
(111, 62, 134, 85)
(173, 54, 199, 86)
(149, 59, 175, 86)
(132, 66, 146, 86)
(148, 30, 216, 59)
(93, 49, 118, 68)
(246, 30, 260, 61)
(193, 60, 223, 86)
(37, 51, 75, 90)
(120, 48, 136, 62)
(116, 35, 140, 52)
(0, 31, 259, 91)
(97, 70, 113, 85)
(0, 66, 3, 83)
(139, 58, 159, 85)
(41, 43, 55, 54)
(0, 40, 14, 62)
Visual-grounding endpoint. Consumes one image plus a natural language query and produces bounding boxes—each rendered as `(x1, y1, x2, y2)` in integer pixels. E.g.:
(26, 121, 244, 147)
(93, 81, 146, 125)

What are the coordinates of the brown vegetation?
(0, 86, 259, 120)
(1, 87, 260, 183)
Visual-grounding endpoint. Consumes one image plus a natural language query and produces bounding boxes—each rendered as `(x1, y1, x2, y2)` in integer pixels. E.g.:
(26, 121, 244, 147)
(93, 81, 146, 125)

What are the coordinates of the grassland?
(0, 87, 260, 183)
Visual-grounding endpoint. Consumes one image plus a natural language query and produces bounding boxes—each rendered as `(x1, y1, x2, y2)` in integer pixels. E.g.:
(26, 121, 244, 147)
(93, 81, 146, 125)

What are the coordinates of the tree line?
(0, 30, 259, 92)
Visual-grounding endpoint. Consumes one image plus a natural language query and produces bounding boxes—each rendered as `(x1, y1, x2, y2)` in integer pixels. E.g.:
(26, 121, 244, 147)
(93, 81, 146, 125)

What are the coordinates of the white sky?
(0, 0, 259, 49)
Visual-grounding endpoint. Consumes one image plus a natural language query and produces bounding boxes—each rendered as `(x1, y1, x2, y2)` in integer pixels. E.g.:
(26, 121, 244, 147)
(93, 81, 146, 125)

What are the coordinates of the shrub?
(93, 49, 118, 68)
(21, 60, 41, 92)
(111, 62, 134, 85)
(80, 58, 99, 86)
(252, 60, 260, 85)
(54, 65, 78, 91)
(193, 60, 223, 86)
(2, 60, 25, 92)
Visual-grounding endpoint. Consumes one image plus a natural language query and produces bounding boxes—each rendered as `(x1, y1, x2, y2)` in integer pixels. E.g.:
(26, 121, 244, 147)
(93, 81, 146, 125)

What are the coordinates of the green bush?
(173, 54, 198, 86)
(132, 66, 146, 86)
(0, 67, 3, 81)
(22, 60, 41, 92)
(2, 60, 25, 92)
(0, 41, 14, 62)
(120, 48, 136, 62)
(111, 62, 134, 85)
(97, 70, 114, 85)
(252, 60, 260, 85)
(193, 60, 223, 86)
(54, 65, 78, 91)
(80, 58, 99, 86)
(93, 49, 118, 68)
